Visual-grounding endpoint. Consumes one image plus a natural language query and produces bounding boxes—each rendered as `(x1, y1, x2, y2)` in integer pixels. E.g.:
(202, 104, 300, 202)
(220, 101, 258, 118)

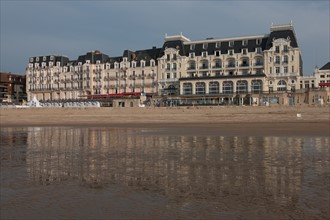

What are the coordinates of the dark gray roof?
(265, 29, 298, 50)
(77, 51, 109, 64)
(319, 62, 330, 70)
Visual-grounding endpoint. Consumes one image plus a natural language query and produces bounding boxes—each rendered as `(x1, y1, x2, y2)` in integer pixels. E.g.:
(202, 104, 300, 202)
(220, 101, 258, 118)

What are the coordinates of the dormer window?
(114, 63, 118, 69)
(123, 57, 127, 62)
(215, 42, 221, 48)
(86, 60, 90, 64)
(50, 56, 54, 61)
(36, 57, 40, 62)
(189, 52, 195, 58)
(96, 60, 100, 64)
(215, 50, 221, 57)
(132, 61, 136, 68)
(78, 62, 82, 66)
(49, 62, 53, 67)
(141, 60, 145, 68)
(242, 40, 248, 46)
(150, 60, 155, 67)
(203, 43, 208, 49)
(190, 44, 195, 50)
(242, 49, 248, 55)
(228, 50, 234, 56)
(229, 41, 234, 47)
(29, 57, 34, 62)
(202, 51, 208, 57)
(256, 38, 261, 45)
(56, 62, 61, 67)
(283, 45, 288, 53)
(256, 47, 262, 54)
(43, 56, 47, 61)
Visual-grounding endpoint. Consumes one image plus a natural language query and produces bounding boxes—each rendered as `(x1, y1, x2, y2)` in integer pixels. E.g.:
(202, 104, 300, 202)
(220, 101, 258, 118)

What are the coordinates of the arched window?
(196, 82, 205, 95)
(209, 82, 219, 94)
(277, 80, 287, 91)
(188, 61, 196, 70)
(236, 80, 248, 93)
(183, 83, 192, 95)
(222, 81, 233, 94)
(214, 59, 222, 68)
(251, 80, 263, 94)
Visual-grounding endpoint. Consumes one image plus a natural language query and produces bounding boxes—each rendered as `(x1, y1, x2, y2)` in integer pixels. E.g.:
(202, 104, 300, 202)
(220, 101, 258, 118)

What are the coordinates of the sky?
(1, 0, 329, 76)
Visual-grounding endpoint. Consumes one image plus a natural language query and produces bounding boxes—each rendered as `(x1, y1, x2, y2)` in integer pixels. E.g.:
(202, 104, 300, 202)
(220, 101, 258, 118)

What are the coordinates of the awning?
(319, 83, 330, 87)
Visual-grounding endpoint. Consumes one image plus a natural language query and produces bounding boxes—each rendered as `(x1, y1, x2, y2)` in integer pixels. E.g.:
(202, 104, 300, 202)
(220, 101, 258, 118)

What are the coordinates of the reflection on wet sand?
(22, 127, 327, 204)
(1, 127, 329, 219)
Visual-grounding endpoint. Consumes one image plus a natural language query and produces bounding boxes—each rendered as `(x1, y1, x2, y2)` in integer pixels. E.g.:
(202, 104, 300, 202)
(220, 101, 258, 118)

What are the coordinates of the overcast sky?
(1, 1, 329, 75)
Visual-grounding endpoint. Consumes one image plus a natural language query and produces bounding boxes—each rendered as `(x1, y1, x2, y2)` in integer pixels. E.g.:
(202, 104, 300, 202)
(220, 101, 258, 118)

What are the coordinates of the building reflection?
(21, 127, 330, 204)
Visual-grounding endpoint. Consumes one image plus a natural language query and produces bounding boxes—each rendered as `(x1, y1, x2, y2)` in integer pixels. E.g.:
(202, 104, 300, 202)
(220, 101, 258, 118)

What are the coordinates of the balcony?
(158, 78, 179, 83)
(226, 64, 236, 69)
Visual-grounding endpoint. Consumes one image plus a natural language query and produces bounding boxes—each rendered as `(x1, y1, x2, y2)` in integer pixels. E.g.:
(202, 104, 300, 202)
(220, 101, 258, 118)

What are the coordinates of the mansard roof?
(160, 40, 186, 56)
(265, 24, 298, 50)
(182, 37, 268, 56)
(319, 62, 330, 70)
(29, 55, 69, 66)
(77, 50, 109, 64)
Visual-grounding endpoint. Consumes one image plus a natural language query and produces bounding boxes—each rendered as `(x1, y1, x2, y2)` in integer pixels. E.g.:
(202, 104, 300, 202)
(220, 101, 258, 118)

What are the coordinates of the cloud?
(0, 1, 329, 75)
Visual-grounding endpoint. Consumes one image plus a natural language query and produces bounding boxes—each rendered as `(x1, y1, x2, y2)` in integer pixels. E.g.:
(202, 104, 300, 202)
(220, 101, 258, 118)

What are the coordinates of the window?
(173, 54, 177, 60)
(188, 62, 195, 70)
(292, 66, 294, 72)
(203, 43, 208, 49)
(292, 55, 294, 61)
(236, 80, 248, 93)
(251, 80, 262, 94)
(228, 50, 234, 56)
(141, 60, 145, 67)
(189, 52, 195, 58)
(167, 54, 170, 61)
(283, 55, 288, 64)
(195, 82, 205, 95)
(150, 60, 155, 67)
(132, 62, 136, 68)
(222, 81, 233, 94)
(277, 80, 287, 91)
(167, 63, 170, 70)
(256, 38, 261, 45)
(284, 66, 288, 73)
(43, 56, 46, 61)
(36, 57, 39, 62)
(202, 51, 208, 57)
(123, 57, 127, 62)
(242, 49, 247, 55)
(215, 42, 221, 48)
(283, 45, 288, 53)
(173, 63, 177, 70)
(275, 46, 280, 53)
(209, 82, 219, 94)
(183, 83, 192, 95)
(215, 60, 222, 68)
(256, 47, 262, 54)
(276, 67, 280, 74)
(190, 44, 195, 50)
(166, 73, 170, 79)
(229, 41, 234, 47)
(215, 50, 221, 57)
(275, 56, 280, 64)
(242, 40, 248, 46)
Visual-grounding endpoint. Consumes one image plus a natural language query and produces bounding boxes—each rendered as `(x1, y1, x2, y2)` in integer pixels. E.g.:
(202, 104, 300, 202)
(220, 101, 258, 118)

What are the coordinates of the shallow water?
(1, 127, 329, 219)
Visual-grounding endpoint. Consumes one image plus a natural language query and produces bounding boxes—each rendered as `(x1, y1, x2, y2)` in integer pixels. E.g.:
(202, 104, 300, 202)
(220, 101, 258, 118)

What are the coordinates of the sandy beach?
(1, 106, 329, 136)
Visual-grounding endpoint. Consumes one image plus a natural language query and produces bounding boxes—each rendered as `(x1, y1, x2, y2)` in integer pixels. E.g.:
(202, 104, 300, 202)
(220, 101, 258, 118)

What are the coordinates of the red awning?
(319, 83, 330, 87)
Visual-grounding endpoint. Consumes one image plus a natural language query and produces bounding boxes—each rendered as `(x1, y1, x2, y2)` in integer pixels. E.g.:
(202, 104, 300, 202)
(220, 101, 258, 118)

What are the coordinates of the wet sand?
(1, 106, 329, 136)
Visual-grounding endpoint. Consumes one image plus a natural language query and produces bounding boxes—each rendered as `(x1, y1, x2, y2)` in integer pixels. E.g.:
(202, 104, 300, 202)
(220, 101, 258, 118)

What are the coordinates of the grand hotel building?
(26, 23, 328, 105)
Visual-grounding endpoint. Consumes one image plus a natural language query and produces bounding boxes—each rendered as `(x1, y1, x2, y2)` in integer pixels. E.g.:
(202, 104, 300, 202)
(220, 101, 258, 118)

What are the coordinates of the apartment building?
(0, 72, 26, 104)
(26, 22, 328, 105)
